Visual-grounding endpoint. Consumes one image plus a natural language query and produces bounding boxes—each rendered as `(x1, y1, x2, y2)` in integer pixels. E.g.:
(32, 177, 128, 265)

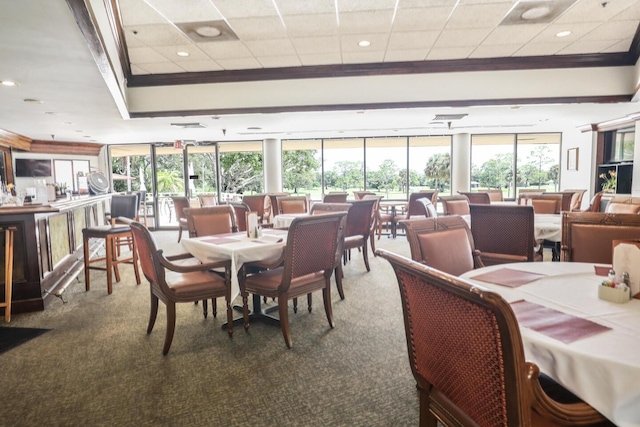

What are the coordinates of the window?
(282, 139, 321, 197)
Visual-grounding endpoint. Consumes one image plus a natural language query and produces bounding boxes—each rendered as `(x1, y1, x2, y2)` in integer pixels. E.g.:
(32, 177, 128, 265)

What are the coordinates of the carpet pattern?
(0, 326, 51, 354)
(1, 230, 419, 427)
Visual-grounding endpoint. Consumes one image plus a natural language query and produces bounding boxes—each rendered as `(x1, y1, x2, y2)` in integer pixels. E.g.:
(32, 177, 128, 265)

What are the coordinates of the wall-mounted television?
(15, 158, 52, 177)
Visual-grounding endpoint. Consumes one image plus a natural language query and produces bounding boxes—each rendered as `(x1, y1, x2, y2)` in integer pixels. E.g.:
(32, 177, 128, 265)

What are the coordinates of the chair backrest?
(228, 201, 251, 232)
(322, 192, 348, 203)
(458, 191, 491, 205)
(111, 194, 139, 220)
(129, 220, 167, 292)
(470, 204, 536, 264)
(485, 189, 504, 202)
(406, 192, 434, 219)
(604, 202, 640, 214)
(517, 189, 546, 205)
(277, 195, 308, 214)
(418, 189, 439, 206)
(241, 194, 267, 221)
(184, 206, 238, 237)
(264, 192, 290, 221)
(353, 191, 376, 200)
(198, 194, 218, 207)
(400, 216, 477, 276)
(171, 196, 190, 221)
(439, 195, 470, 215)
(344, 198, 377, 239)
(561, 212, 640, 263)
(416, 198, 437, 218)
(281, 213, 348, 287)
(564, 189, 586, 211)
(377, 250, 530, 427)
(310, 202, 352, 215)
(527, 195, 561, 214)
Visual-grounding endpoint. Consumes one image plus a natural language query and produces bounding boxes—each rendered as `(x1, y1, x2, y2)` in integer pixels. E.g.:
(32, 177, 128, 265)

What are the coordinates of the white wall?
(13, 153, 100, 191)
(559, 128, 597, 209)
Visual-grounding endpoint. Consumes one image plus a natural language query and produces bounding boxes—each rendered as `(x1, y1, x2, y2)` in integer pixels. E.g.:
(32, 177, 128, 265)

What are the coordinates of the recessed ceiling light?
(23, 98, 43, 104)
(177, 51, 190, 57)
(1, 80, 16, 87)
(521, 6, 551, 20)
(195, 26, 222, 38)
(358, 40, 371, 48)
(556, 30, 571, 38)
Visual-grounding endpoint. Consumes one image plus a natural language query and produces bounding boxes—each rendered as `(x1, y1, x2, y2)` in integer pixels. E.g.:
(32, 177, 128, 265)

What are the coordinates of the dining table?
(273, 212, 309, 229)
(461, 262, 640, 427)
(180, 229, 288, 326)
(461, 213, 561, 244)
(379, 200, 408, 238)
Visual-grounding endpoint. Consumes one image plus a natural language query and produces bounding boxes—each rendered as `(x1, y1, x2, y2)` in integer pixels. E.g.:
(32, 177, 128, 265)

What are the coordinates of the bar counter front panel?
(0, 194, 111, 315)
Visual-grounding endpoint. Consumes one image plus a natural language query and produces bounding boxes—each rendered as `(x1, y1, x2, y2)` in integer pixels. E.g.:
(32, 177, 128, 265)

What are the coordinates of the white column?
(451, 133, 471, 193)
(263, 138, 282, 193)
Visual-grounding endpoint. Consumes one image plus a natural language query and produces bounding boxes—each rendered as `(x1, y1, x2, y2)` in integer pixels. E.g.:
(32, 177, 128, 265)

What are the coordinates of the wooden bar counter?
(0, 194, 111, 315)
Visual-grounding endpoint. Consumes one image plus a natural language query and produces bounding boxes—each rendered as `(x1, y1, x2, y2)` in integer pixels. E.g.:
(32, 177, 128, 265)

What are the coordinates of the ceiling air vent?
(501, 0, 577, 25)
(170, 123, 206, 129)
(432, 114, 468, 121)
(176, 20, 239, 43)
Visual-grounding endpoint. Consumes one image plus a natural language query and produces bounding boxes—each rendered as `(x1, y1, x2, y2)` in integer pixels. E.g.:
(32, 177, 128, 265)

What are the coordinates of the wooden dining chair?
(604, 201, 640, 214)
(400, 216, 483, 276)
(561, 212, 640, 263)
(170, 196, 190, 243)
(241, 194, 268, 223)
(183, 206, 238, 318)
(458, 191, 491, 204)
(439, 195, 471, 215)
(239, 212, 348, 348)
(128, 220, 233, 355)
(322, 192, 348, 203)
(485, 189, 504, 202)
(276, 195, 308, 214)
(469, 204, 540, 265)
(393, 192, 438, 237)
(564, 189, 587, 211)
(228, 201, 251, 232)
(377, 249, 609, 427)
(197, 194, 218, 207)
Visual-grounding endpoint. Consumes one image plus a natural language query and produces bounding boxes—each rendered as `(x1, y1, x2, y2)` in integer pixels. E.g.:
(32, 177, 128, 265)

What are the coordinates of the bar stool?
(0, 226, 16, 322)
(83, 223, 141, 294)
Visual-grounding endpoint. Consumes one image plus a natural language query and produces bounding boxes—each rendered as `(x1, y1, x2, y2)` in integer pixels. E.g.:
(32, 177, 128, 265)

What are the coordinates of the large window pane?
(365, 137, 407, 199)
(516, 133, 561, 193)
(409, 136, 452, 196)
(282, 139, 321, 199)
(187, 143, 218, 199)
(110, 144, 154, 225)
(154, 145, 184, 227)
(323, 138, 364, 197)
(471, 134, 515, 199)
(218, 141, 263, 199)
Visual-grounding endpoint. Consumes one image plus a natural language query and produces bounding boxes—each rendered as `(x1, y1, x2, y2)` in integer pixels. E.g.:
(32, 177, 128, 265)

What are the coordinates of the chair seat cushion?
(165, 270, 227, 299)
(244, 267, 325, 297)
(83, 224, 131, 237)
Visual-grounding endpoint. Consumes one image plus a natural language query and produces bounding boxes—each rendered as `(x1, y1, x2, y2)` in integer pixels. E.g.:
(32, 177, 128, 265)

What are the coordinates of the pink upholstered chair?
(439, 195, 471, 216)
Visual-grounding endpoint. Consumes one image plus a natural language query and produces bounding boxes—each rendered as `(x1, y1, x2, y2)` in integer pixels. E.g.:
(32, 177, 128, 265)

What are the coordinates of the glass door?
(109, 144, 154, 226)
(154, 145, 186, 228)
(186, 143, 218, 203)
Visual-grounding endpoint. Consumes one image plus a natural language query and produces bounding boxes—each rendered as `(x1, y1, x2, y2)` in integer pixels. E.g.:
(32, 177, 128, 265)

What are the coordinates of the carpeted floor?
(2, 230, 418, 427)
(0, 326, 51, 354)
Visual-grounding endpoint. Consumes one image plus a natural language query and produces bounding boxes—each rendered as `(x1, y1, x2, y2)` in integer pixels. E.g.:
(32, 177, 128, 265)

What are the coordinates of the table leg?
(390, 206, 397, 239)
(222, 293, 280, 329)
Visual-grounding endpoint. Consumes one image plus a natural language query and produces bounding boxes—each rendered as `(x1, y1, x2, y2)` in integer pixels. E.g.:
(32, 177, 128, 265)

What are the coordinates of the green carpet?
(0, 326, 51, 354)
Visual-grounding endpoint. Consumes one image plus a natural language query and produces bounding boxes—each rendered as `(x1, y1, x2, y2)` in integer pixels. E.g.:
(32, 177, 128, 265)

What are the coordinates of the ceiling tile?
(512, 42, 567, 57)
(198, 41, 253, 59)
(469, 44, 521, 59)
(124, 23, 192, 47)
(144, 0, 223, 23)
(556, 0, 638, 24)
(177, 60, 224, 72)
(212, 0, 278, 18)
(123, 30, 147, 48)
(527, 22, 599, 44)
(340, 33, 390, 52)
(257, 55, 302, 68)
(392, 7, 451, 31)
(282, 14, 339, 37)
(426, 46, 474, 60)
(245, 39, 297, 56)
(152, 45, 211, 62)
(446, 3, 513, 29)
(601, 39, 633, 53)
(579, 20, 639, 41)
(298, 53, 343, 65)
(119, 0, 166, 26)
(128, 47, 171, 64)
(398, 0, 457, 8)
(216, 57, 263, 70)
(558, 40, 620, 55)
(433, 28, 493, 48)
(342, 50, 386, 64)
(275, 0, 335, 15)
(139, 62, 186, 74)
(291, 36, 341, 54)
(388, 31, 439, 50)
(482, 24, 547, 45)
(383, 49, 428, 62)
(338, 0, 397, 12)
(130, 64, 151, 75)
(227, 17, 288, 40)
(338, 11, 394, 34)
(612, 2, 640, 20)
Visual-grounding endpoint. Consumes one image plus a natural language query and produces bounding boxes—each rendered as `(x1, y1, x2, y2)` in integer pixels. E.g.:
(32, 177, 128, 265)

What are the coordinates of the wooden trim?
(106, 0, 132, 81)
(129, 95, 632, 119)
(629, 22, 640, 62)
(29, 140, 103, 156)
(0, 129, 32, 151)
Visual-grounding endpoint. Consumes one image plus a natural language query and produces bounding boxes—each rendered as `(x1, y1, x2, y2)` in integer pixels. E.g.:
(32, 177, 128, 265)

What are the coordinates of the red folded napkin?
(594, 265, 612, 277)
(510, 300, 611, 344)
(469, 268, 547, 288)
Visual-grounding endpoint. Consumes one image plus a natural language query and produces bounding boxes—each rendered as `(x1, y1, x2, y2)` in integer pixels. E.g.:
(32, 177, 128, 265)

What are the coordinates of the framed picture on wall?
(567, 147, 579, 171)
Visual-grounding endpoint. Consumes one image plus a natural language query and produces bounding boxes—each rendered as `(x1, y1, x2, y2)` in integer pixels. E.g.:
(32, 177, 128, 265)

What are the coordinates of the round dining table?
(461, 262, 640, 427)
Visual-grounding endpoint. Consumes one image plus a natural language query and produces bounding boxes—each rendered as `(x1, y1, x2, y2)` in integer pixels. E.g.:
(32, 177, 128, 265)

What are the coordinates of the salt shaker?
(608, 269, 616, 282)
(622, 272, 630, 287)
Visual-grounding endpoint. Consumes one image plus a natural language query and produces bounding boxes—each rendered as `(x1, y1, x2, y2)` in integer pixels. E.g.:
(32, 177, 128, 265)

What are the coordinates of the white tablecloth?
(181, 230, 286, 302)
(273, 213, 308, 229)
(462, 262, 640, 427)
